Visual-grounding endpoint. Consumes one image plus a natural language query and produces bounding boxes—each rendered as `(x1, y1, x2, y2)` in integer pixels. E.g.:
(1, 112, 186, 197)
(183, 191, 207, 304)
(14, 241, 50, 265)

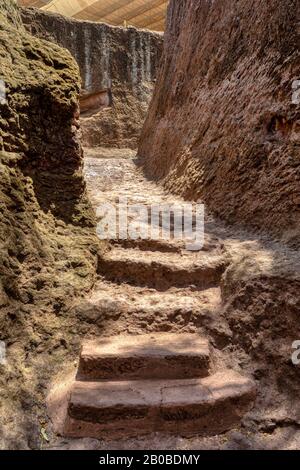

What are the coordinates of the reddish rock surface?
(21, 7, 163, 149)
(65, 370, 255, 439)
(78, 333, 211, 380)
(138, 0, 300, 245)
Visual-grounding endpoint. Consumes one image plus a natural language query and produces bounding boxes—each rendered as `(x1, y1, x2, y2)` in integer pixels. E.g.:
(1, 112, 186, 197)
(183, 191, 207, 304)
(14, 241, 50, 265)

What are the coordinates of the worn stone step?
(73, 283, 222, 335)
(98, 248, 228, 289)
(76, 282, 221, 320)
(109, 233, 224, 254)
(78, 333, 211, 380)
(64, 370, 256, 439)
(111, 237, 182, 253)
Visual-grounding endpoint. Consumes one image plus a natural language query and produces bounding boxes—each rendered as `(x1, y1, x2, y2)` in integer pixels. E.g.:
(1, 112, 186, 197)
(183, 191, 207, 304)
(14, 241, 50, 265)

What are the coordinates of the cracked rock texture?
(0, 0, 98, 448)
(138, 0, 300, 245)
(21, 7, 163, 149)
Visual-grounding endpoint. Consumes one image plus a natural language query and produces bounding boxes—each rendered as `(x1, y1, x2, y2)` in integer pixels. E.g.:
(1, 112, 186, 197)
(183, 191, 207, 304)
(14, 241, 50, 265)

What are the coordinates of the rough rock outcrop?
(138, 0, 300, 245)
(21, 7, 163, 149)
(220, 242, 300, 431)
(0, 0, 98, 448)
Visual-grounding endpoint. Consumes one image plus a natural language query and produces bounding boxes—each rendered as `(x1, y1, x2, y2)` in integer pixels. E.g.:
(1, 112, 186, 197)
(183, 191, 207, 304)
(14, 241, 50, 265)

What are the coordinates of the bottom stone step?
(64, 370, 256, 439)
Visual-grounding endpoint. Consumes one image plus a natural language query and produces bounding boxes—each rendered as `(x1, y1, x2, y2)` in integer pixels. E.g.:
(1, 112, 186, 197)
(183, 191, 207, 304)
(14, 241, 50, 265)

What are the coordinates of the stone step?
(111, 237, 182, 253)
(109, 233, 224, 254)
(78, 333, 211, 380)
(64, 370, 256, 439)
(73, 283, 222, 334)
(98, 248, 228, 289)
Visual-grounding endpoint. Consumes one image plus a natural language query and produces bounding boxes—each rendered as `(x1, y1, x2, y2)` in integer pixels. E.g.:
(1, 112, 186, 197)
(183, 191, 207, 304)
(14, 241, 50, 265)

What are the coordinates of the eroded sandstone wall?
(21, 7, 163, 149)
(0, 0, 98, 447)
(138, 0, 300, 245)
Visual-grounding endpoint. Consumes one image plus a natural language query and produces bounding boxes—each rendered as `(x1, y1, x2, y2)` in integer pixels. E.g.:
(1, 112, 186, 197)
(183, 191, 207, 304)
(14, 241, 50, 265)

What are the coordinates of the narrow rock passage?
(47, 147, 300, 449)
(51, 147, 256, 441)
(83, 147, 229, 338)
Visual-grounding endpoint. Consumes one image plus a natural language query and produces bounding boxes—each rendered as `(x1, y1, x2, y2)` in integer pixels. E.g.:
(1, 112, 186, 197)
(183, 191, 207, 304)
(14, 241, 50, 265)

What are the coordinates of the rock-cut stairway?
(63, 333, 255, 439)
(49, 149, 256, 441)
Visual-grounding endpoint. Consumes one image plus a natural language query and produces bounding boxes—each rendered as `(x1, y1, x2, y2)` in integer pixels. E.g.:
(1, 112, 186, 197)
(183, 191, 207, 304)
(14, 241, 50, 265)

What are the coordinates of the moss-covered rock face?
(0, 0, 98, 448)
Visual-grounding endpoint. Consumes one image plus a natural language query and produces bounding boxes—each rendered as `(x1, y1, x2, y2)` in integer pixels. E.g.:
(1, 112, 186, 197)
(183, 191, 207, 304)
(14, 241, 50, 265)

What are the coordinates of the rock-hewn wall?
(138, 0, 300, 245)
(21, 7, 163, 149)
(0, 0, 98, 448)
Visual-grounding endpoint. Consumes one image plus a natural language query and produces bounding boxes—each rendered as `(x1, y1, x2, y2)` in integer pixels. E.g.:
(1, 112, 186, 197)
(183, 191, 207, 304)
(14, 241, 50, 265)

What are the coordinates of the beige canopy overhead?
(19, 0, 168, 31)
